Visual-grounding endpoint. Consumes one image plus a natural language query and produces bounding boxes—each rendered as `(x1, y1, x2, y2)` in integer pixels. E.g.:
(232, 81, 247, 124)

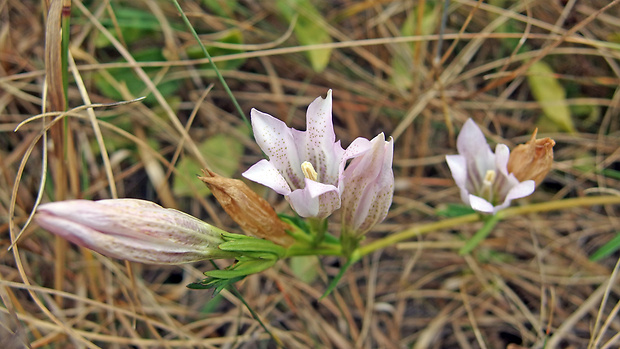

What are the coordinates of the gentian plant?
(34, 90, 395, 293)
(32, 92, 576, 297)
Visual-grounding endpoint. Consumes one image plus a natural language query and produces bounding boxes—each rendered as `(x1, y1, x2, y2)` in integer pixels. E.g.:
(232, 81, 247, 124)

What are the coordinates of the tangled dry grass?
(1, 0, 620, 348)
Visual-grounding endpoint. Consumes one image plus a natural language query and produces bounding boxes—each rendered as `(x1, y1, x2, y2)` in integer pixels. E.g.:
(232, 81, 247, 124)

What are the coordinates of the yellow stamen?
(301, 161, 318, 181)
(481, 170, 496, 201)
(483, 170, 496, 185)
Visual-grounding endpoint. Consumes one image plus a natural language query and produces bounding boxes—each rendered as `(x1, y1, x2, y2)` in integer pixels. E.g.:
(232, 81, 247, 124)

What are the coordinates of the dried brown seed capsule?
(199, 169, 294, 247)
(507, 129, 555, 186)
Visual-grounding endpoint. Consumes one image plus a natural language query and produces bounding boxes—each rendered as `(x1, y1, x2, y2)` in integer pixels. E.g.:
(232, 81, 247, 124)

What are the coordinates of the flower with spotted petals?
(243, 90, 371, 218)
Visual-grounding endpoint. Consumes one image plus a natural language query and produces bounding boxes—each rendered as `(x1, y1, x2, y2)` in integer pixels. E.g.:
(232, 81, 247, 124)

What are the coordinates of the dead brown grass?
(2, 0, 620, 348)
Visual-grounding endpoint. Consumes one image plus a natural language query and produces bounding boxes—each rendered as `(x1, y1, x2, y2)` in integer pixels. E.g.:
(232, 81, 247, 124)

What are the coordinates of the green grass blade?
(459, 214, 501, 255)
(590, 232, 620, 262)
(170, 0, 249, 129)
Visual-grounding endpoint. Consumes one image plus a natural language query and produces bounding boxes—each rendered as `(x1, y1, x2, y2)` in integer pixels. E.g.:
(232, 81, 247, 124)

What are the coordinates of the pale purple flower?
(243, 90, 371, 218)
(446, 119, 536, 214)
(340, 133, 394, 236)
(35, 199, 239, 264)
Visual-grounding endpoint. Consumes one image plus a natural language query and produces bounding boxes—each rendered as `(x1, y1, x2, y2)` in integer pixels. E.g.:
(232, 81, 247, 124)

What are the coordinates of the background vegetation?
(1, 0, 620, 347)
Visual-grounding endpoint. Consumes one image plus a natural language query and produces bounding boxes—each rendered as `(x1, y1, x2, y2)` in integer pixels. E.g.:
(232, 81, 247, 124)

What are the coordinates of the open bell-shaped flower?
(243, 90, 371, 218)
(34, 199, 240, 264)
(445, 119, 536, 214)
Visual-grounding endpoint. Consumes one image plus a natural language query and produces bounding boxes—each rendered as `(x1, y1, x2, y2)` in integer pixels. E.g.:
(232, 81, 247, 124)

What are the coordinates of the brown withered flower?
(507, 129, 555, 186)
(199, 169, 294, 247)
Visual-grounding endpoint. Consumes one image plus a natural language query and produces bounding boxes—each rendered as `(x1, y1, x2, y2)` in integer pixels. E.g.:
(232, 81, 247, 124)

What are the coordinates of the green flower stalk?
(35, 199, 240, 264)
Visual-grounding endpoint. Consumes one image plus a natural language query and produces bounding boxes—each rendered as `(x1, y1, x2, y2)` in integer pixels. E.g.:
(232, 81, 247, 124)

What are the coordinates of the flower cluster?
(31, 90, 557, 288)
(446, 119, 553, 214)
(34, 90, 395, 267)
(242, 90, 394, 238)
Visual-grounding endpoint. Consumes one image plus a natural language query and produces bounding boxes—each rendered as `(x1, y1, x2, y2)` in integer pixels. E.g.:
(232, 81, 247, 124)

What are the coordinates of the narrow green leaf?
(436, 204, 476, 218)
(527, 61, 576, 133)
(320, 259, 354, 299)
(459, 214, 501, 255)
(600, 168, 620, 180)
(391, 4, 437, 90)
(202, 0, 237, 18)
(93, 48, 181, 104)
(185, 29, 246, 70)
(201, 293, 224, 314)
(204, 259, 277, 279)
(590, 232, 620, 262)
(218, 238, 286, 259)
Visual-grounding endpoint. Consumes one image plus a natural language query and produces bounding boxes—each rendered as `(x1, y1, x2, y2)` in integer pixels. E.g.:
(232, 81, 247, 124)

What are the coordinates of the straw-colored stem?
(353, 195, 620, 261)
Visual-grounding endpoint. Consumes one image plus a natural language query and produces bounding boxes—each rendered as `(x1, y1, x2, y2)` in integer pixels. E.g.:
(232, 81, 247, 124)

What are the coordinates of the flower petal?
(243, 159, 292, 196)
(300, 90, 346, 185)
(468, 195, 495, 213)
(244, 90, 378, 219)
(447, 119, 540, 214)
(250, 108, 305, 190)
(446, 154, 467, 188)
(495, 179, 536, 212)
(287, 179, 340, 218)
(457, 119, 494, 163)
(494, 143, 511, 176)
(446, 154, 472, 206)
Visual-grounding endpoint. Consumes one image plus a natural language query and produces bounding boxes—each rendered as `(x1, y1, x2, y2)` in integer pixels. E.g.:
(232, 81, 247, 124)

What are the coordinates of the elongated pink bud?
(340, 133, 394, 237)
(35, 199, 239, 264)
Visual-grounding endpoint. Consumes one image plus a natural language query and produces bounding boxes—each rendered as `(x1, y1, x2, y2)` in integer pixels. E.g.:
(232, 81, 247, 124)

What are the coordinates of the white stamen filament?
(301, 161, 318, 181)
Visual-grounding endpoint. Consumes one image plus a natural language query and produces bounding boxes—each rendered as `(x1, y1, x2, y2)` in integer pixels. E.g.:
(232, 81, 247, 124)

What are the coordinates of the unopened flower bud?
(35, 199, 240, 264)
(507, 129, 555, 186)
(199, 169, 294, 247)
(340, 133, 394, 238)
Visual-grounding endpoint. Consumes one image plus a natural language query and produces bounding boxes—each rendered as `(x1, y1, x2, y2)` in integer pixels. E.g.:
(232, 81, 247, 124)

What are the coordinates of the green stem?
(309, 218, 327, 246)
(352, 195, 620, 262)
(458, 214, 500, 255)
(352, 213, 478, 262)
(285, 243, 342, 257)
(340, 229, 361, 259)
